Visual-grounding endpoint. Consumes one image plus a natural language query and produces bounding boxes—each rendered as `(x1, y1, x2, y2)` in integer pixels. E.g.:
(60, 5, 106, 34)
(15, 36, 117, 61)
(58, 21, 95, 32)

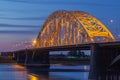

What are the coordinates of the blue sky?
(0, 0, 120, 51)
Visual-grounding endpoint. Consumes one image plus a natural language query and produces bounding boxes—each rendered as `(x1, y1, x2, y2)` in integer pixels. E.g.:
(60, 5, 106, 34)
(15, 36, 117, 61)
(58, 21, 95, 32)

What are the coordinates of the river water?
(0, 64, 89, 80)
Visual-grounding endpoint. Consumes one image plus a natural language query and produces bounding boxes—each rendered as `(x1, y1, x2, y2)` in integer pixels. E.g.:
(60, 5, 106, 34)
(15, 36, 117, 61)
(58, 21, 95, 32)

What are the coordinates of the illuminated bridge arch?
(36, 10, 115, 48)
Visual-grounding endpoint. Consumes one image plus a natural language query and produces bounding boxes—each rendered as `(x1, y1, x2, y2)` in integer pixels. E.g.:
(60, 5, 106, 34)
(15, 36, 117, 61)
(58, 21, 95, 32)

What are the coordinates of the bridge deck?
(14, 41, 120, 52)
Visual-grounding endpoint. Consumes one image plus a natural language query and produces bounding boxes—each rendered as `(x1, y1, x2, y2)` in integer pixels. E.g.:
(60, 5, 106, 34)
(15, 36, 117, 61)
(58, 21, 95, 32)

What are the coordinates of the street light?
(32, 39, 37, 48)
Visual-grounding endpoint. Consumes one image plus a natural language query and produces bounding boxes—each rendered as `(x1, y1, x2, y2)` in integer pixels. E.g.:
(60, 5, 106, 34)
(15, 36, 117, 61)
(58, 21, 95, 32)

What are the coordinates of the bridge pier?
(30, 50, 50, 68)
(89, 43, 120, 80)
(13, 51, 26, 63)
(22, 49, 50, 70)
(13, 49, 50, 70)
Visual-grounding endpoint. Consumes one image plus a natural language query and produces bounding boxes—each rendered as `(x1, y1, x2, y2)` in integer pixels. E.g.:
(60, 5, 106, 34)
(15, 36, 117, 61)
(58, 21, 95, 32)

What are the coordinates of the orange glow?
(32, 39, 37, 46)
(29, 74, 39, 80)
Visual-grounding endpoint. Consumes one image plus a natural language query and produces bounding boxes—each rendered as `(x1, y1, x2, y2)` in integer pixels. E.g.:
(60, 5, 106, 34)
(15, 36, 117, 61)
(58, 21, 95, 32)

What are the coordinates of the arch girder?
(69, 11, 115, 42)
(35, 10, 115, 48)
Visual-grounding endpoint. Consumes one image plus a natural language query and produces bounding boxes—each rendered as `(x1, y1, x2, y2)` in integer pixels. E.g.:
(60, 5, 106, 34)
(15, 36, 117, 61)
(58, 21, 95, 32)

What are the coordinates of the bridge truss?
(35, 10, 115, 48)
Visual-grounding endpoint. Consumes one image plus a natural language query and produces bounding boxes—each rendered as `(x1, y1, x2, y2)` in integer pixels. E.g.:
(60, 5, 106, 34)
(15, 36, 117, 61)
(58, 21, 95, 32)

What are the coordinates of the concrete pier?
(89, 44, 120, 80)
(13, 49, 50, 69)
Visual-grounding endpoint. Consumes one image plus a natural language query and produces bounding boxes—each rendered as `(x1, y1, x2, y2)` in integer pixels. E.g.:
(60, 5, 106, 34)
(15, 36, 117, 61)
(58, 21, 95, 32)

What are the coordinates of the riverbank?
(0, 56, 90, 65)
(50, 58, 90, 65)
(0, 56, 16, 63)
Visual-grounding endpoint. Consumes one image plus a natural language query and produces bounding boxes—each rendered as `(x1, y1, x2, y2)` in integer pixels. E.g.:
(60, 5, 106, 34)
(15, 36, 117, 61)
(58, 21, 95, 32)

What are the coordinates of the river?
(0, 64, 89, 80)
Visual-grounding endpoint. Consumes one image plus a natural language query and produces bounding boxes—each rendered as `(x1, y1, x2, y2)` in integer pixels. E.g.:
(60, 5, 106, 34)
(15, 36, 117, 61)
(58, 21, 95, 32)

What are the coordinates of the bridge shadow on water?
(27, 64, 89, 80)
(0, 63, 120, 80)
(0, 63, 89, 80)
(27, 66, 120, 80)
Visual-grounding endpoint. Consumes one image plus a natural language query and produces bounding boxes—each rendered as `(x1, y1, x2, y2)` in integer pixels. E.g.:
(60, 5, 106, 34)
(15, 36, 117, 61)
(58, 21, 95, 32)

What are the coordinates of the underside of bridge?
(109, 49, 120, 70)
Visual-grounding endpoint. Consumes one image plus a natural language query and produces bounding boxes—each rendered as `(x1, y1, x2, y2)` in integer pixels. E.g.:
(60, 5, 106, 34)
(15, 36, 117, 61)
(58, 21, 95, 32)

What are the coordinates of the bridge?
(13, 10, 120, 80)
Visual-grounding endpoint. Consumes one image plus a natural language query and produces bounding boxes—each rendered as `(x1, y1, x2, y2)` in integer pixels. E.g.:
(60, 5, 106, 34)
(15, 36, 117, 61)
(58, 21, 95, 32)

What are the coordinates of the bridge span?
(32, 41, 120, 51)
(12, 10, 120, 80)
(13, 41, 120, 80)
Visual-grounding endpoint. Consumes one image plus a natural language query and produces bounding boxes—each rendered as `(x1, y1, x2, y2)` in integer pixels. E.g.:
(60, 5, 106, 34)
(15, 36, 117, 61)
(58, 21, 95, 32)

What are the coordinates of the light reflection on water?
(49, 72, 89, 80)
(0, 64, 89, 80)
(29, 74, 39, 80)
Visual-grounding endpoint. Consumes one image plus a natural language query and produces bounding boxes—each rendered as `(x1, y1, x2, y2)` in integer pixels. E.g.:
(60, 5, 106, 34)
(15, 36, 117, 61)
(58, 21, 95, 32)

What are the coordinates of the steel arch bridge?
(35, 10, 115, 48)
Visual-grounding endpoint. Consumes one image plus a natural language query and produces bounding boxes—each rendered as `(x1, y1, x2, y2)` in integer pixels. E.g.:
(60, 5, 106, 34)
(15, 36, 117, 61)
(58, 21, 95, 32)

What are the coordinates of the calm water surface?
(0, 64, 89, 80)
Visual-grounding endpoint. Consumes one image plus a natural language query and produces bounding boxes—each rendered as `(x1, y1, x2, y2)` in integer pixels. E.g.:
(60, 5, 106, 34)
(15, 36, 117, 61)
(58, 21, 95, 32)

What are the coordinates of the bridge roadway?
(13, 41, 120, 80)
(15, 41, 120, 52)
(36, 41, 120, 51)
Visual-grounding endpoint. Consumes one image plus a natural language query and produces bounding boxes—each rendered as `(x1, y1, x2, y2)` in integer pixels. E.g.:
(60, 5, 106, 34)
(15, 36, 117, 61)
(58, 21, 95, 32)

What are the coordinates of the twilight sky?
(0, 0, 120, 51)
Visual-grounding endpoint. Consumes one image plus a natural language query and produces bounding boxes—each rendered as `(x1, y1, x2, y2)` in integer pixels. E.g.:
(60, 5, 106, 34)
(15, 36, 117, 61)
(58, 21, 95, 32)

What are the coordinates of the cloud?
(0, 30, 38, 34)
(0, 8, 47, 14)
(4, 0, 29, 3)
(3, 0, 120, 7)
(0, 17, 46, 20)
(0, 23, 40, 27)
(0, 23, 42, 34)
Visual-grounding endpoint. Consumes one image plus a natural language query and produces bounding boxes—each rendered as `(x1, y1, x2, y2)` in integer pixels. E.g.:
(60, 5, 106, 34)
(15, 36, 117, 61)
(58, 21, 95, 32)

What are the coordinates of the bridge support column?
(89, 43, 119, 80)
(26, 50, 50, 69)
(14, 51, 25, 63)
